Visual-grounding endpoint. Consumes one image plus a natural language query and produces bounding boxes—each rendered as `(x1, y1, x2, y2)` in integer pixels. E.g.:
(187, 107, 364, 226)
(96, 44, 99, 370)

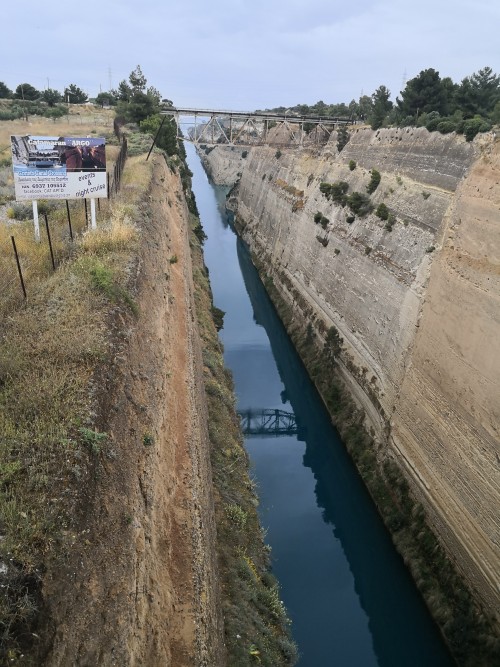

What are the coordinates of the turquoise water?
(186, 144, 454, 666)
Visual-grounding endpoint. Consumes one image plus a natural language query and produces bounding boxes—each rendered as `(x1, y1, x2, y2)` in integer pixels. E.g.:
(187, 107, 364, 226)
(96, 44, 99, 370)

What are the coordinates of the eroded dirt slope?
(42, 158, 223, 666)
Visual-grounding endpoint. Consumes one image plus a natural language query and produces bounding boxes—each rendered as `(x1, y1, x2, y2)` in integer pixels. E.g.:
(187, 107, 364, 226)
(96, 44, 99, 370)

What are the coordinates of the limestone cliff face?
(198, 145, 246, 184)
(201, 128, 500, 619)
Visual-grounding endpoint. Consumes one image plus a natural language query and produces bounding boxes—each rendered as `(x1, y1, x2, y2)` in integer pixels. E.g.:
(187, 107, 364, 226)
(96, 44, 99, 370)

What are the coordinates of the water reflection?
(238, 408, 305, 439)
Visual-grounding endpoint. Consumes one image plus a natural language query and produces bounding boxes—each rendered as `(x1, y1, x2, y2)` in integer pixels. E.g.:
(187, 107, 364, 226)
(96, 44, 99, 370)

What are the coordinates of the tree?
(314, 100, 328, 116)
(95, 91, 117, 107)
(455, 66, 500, 118)
(116, 66, 161, 123)
(0, 82, 12, 98)
(348, 99, 358, 119)
(114, 80, 132, 101)
(45, 106, 67, 121)
(491, 101, 500, 125)
(65, 84, 88, 103)
(397, 68, 449, 118)
(370, 85, 392, 129)
(121, 91, 159, 123)
(42, 88, 62, 106)
(147, 86, 161, 105)
(358, 94, 373, 122)
(140, 114, 178, 155)
(14, 83, 40, 100)
(441, 77, 458, 115)
(129, 65, 147, 92)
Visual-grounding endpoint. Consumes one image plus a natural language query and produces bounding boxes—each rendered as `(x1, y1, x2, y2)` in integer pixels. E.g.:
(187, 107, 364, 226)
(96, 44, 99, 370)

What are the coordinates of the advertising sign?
(11, 135, 107, 201)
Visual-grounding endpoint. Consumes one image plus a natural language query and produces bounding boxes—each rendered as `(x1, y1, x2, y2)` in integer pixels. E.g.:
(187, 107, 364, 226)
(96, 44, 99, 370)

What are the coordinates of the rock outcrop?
(201, 127, 500, 623)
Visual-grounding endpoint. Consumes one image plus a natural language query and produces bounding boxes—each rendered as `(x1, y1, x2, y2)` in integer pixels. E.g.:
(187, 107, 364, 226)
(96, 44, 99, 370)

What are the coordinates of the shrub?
(319, 181, 349, 205)
(346, 192, 373, 217)
(241, 150, 248, 158)
(275, 149, 282, 159)
(462, 117, 492, 142)
(437, 120, 457, 134)
(375, 203, 389, 220)
(336, 127, 350, 152)
(346, 215, 355, 224)
(364, 246, 372, 255)
(366, 169, 381, 194)
(425, 112, 441, 132)
(422, 191, 430, 200)
(314, 212, 329, 229)
(211, 306, 225, 331)
(348, 160, 356, 171)
(7, 201, 57, 220)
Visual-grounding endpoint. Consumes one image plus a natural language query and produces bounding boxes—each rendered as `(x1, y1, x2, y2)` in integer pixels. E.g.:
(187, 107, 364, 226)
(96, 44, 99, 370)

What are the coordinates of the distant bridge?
(160, 106, 353, 147)
(238, 408, 303, 438)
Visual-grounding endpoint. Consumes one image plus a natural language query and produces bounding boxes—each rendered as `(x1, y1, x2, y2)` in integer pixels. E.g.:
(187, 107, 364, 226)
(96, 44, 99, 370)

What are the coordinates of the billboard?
(11, 135, 107, 201)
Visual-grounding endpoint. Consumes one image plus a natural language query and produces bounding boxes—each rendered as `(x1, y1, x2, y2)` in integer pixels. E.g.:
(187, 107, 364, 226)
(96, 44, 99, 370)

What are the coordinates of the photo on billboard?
(11, 136, 107, 201)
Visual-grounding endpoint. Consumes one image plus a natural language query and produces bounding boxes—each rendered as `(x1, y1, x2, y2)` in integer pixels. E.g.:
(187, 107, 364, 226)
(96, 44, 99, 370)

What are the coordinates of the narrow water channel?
(186, 144, 454, 667)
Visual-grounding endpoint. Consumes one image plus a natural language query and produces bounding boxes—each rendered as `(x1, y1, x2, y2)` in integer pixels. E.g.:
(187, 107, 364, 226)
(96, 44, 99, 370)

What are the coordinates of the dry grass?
(0, 139, 150, 660)
(120, 155, 154, 203)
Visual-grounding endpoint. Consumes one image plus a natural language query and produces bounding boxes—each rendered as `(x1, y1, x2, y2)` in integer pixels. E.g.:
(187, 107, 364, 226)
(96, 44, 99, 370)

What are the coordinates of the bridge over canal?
(160, 105, 353, 147)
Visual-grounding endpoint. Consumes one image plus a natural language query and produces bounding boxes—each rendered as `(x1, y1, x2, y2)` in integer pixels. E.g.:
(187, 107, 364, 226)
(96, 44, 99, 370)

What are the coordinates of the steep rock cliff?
(201, 128, 500, 624)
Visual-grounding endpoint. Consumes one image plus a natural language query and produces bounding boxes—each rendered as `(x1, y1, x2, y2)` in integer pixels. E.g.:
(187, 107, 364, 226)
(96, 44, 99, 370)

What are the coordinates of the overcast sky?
(2, 0, 499, 110)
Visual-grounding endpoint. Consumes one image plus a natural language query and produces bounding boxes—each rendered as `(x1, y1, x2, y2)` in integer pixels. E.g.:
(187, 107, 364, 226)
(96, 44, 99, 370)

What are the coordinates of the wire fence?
(0, 199, 91, 321)
(109, 135, 127, 197)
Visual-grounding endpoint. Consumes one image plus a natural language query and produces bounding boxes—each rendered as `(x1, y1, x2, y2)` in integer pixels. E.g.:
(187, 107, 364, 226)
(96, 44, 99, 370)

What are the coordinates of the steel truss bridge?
(160, 106, 352, 147)
(238, 408, 301, 437)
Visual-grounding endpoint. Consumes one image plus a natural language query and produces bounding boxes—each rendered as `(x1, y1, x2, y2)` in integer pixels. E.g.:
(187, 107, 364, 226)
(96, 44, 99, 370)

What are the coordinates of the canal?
(186, 144, 454, 666)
